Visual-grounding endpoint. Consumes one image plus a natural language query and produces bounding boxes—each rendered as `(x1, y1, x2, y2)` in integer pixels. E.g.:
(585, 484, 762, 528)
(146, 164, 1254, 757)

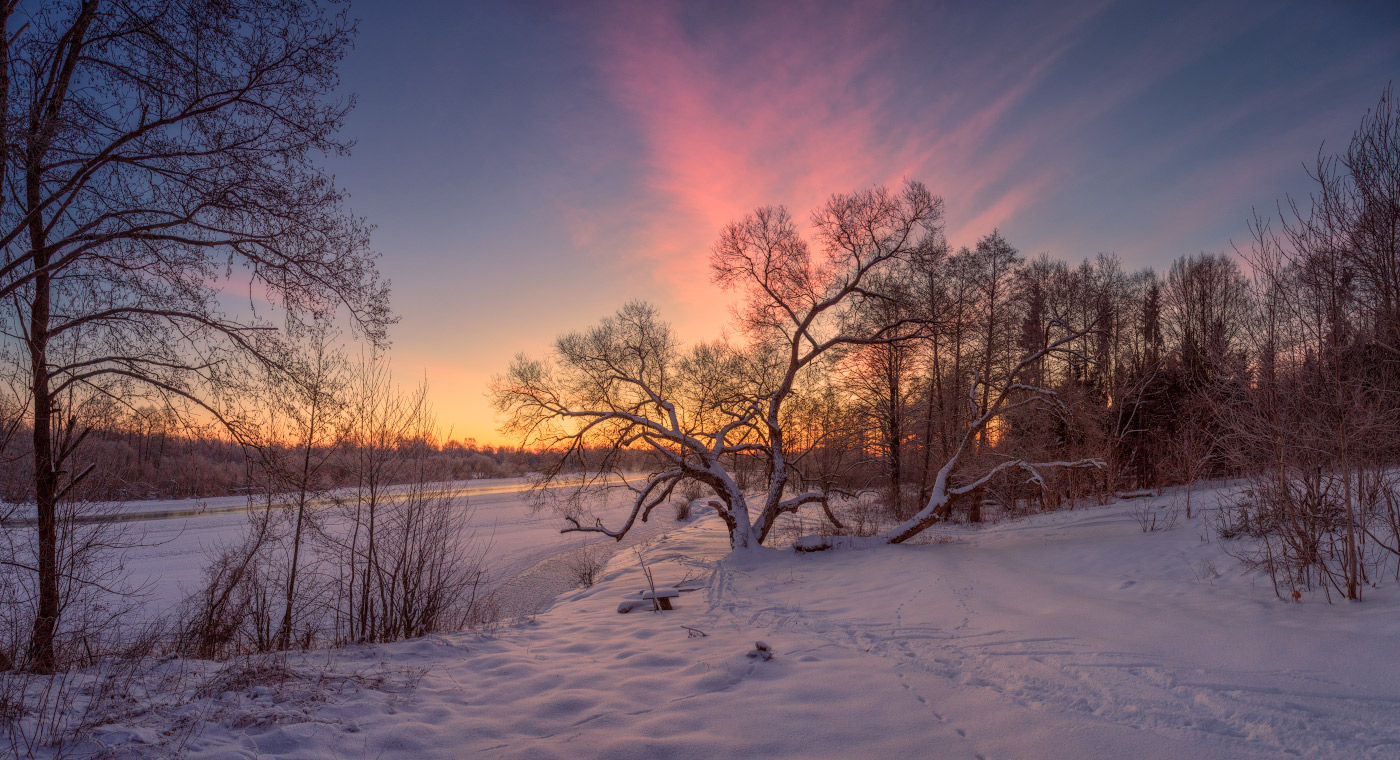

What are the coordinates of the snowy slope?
(71, 486, 1400, 759)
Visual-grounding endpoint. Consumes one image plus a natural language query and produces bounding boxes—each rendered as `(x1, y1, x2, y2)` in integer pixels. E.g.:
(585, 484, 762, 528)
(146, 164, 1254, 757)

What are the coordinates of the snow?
(47, 485, 1400, 758)
(118, 477, 670, 619)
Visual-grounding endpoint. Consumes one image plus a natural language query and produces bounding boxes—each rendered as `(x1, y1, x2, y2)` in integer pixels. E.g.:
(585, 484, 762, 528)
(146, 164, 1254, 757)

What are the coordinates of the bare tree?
(494, 182, 943, 552)
(174, 490, 276, 660)
(907, 243, 974, 507)
(1219, 86, 1400, 601)
(780, 367, 863, 531)
(1107, 270, 1167, 491)
(353, 392, 487, 640)
(330, 361, 486, 643)
(335, 352, 412, 643)
(262, 322, 346, 650)
(0, 1, 389, 672)
(1163, 253, 1250, 386)
(179, 369, 488, 655)
(1170, 412, 1212, 519)
(1311, 84, 1400, 354)
(840, 272, 920, 518)
(711, 181, 944, 545)
(966, 230, 1023, 448)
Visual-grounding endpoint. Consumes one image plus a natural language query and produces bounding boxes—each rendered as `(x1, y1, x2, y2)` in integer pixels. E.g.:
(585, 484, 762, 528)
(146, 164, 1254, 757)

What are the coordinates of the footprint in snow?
(897, 672, 934, 710)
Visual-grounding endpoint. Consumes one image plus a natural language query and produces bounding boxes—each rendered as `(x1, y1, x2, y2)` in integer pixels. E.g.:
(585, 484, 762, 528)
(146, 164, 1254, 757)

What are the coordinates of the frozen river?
(111, 476, 676, 620)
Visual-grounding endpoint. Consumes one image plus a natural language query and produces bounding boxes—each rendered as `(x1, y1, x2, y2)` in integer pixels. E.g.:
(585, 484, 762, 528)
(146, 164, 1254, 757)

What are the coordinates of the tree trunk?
(278, 491, 308, 650)
(26, 254, 58, 673)
(279, 396, 322, 649)
(887, 357, 903, 518)
(26, 138, 57, 671)
(20, 0, 97, 674)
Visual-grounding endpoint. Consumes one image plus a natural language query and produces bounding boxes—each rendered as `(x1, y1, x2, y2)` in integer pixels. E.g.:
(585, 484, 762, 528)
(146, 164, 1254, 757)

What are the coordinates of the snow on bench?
(617, 589, 680, 613)
(637, 589, 680, 599)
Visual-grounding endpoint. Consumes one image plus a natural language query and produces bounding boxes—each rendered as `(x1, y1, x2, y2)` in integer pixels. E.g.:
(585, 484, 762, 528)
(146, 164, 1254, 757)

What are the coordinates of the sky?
(325, 0, 1400, 446)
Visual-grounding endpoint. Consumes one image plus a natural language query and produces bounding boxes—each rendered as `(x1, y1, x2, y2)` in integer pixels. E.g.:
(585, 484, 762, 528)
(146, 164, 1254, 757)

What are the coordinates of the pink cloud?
(568, 1, 1128, 332)
(589, 3, 906, 287)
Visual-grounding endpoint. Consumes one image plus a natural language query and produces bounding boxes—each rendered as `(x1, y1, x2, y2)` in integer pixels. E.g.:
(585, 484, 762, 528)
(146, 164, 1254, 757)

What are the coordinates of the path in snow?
(710, 496, 1400, 758)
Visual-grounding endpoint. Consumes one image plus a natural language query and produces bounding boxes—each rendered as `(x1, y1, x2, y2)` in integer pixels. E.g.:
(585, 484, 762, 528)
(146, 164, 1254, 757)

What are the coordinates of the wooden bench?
(617, 589, 680, 612)
(641, 589, 680, 610)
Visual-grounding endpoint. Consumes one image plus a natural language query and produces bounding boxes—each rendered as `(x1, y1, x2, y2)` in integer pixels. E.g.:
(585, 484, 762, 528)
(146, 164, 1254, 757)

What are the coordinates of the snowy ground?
(49, 485, 1400, 758)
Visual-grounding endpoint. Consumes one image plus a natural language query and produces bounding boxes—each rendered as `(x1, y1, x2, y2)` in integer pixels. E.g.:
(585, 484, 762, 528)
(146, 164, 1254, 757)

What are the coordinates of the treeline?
(0, 407, 550, 505)
(817, 89, 1400, 600)
(543, 228, 1253, 526)
(808, 238, 1230, 512)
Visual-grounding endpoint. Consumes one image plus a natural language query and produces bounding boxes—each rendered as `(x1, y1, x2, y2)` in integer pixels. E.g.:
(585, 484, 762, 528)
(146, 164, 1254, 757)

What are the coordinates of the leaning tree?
(493, 181, 944, 551)
(0, 0, 390, 673)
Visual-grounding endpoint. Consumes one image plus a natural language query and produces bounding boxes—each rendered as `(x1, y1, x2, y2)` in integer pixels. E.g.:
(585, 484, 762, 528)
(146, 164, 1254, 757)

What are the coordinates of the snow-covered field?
(49, 485, 1400, 758)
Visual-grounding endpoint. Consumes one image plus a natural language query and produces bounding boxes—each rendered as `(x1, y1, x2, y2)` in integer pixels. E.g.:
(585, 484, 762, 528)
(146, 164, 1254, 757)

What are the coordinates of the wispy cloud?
(565, 1, 1159, 318)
